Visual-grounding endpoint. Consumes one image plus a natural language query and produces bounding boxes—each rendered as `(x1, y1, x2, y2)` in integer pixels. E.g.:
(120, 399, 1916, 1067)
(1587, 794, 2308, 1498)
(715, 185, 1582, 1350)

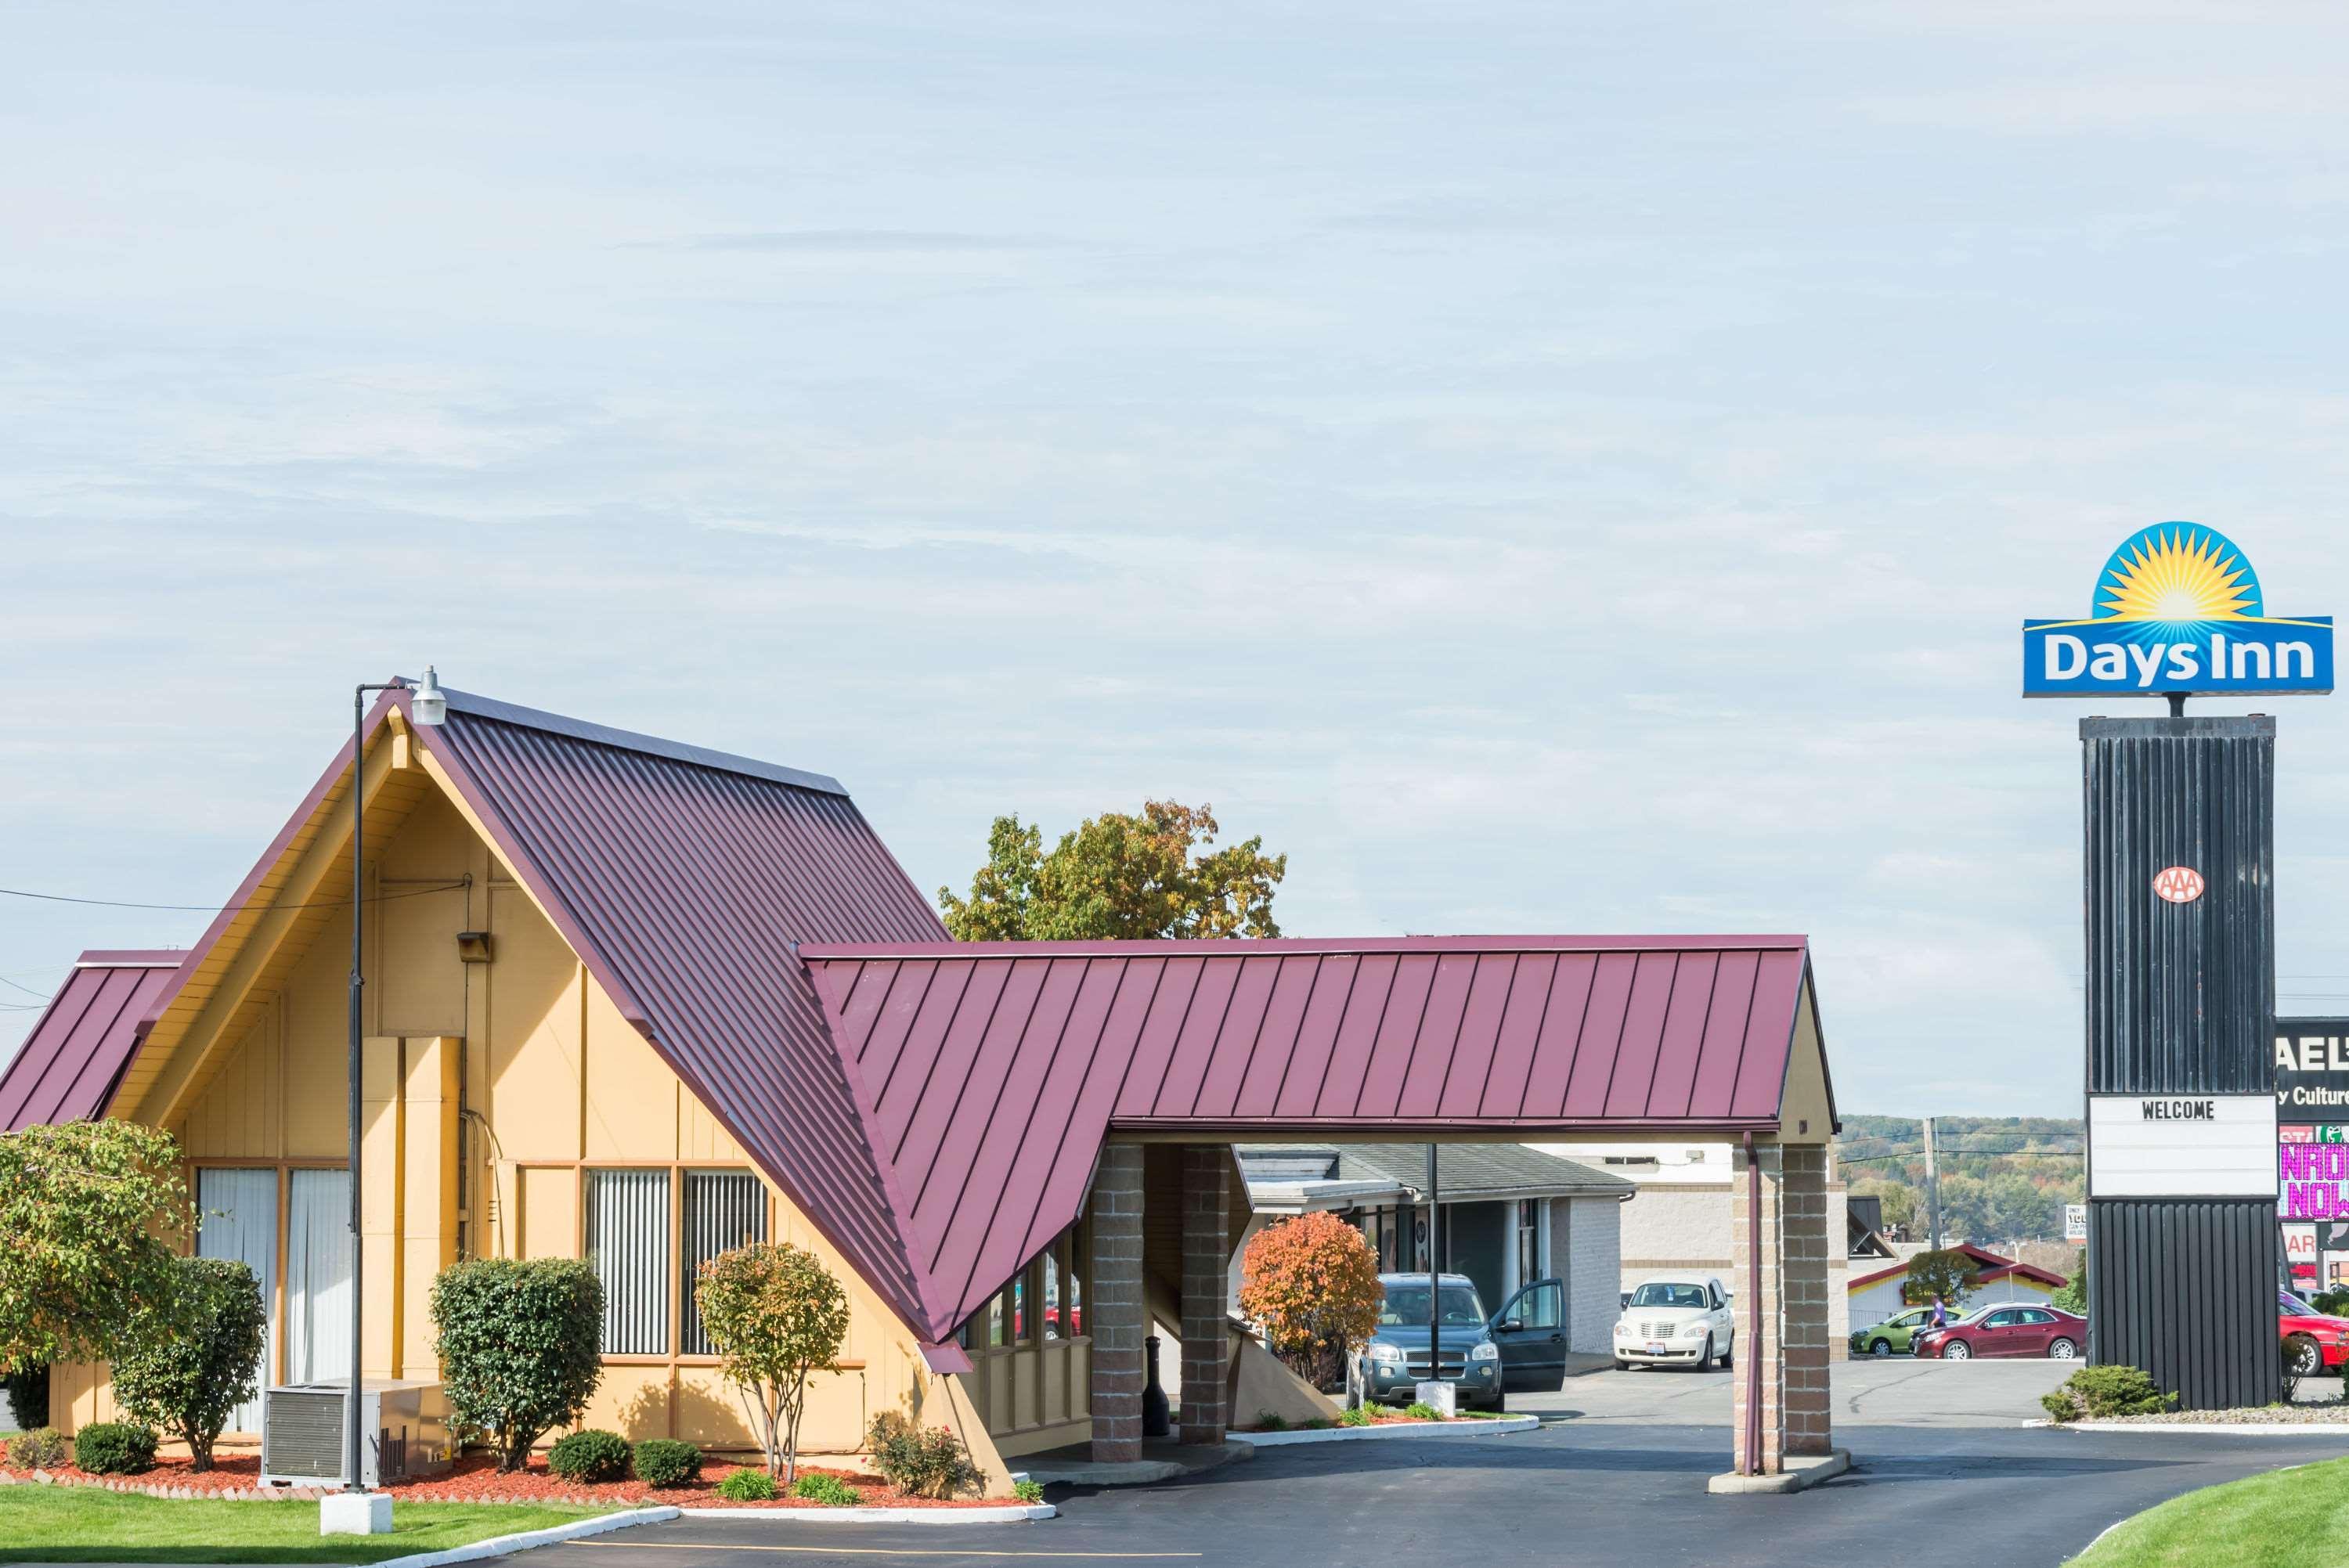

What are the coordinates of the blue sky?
(7, 2, 2349, 1114)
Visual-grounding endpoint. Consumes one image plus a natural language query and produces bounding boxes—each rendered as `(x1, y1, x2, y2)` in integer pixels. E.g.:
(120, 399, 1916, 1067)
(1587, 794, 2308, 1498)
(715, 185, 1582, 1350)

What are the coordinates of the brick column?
(1780, 1145, 1832, 1458)
(1729, 1140, 1835, 1476)
(1179, 1146, 1232, 1444)
(1088, 1144, 1146, 1464)
(1729, 1139, 1784, 1476)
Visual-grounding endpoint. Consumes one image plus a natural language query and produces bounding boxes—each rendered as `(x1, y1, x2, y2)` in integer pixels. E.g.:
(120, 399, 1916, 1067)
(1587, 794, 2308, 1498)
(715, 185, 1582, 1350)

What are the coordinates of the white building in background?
(1528, 1141, 1888, 1351)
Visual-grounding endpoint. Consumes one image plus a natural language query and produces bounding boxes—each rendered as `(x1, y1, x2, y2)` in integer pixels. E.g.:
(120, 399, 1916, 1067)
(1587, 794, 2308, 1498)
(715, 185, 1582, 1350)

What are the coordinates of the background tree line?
(1839, 1115, 2084, 1244)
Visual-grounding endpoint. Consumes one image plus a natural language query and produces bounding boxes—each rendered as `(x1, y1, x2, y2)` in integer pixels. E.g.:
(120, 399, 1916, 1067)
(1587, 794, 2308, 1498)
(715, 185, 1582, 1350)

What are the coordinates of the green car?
(1849, 1307, 1935, 1358)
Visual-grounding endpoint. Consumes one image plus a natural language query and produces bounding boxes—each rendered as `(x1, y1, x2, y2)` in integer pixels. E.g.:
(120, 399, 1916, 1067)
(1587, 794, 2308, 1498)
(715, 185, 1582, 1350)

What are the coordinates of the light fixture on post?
(322, 669, 445, 1540)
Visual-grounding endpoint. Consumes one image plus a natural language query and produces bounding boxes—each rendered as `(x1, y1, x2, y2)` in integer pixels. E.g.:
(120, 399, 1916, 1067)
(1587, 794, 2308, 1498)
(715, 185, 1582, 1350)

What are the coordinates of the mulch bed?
(0, 1452, 1012, 1509)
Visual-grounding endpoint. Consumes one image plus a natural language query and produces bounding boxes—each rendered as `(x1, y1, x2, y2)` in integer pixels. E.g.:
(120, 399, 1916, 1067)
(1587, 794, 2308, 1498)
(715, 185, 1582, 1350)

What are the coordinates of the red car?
(1912, 1303, 2085, 1361)
(2280, 1290, 2349, 1376)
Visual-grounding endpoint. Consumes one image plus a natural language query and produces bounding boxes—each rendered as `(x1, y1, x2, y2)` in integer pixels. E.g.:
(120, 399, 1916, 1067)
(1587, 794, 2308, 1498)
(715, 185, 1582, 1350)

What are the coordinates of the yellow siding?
(71, 755, 1025, 1491)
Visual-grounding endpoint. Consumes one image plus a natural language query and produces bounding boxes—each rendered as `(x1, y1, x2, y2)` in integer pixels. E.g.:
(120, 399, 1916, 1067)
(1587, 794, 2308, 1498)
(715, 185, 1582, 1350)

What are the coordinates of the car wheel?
(1720, 1339, 1732, 1370)
(1489, 1390, 1507, 1414)
(1869, 1338, 1893, 1359)
(1943, 1339, 1972, 1361)
(2287, 1334, 2323, 1378)
(1613, 1357, 1629, 1372)
(2049, 1338, 2078, 1361)
(1698, 1335, 1717, 1372)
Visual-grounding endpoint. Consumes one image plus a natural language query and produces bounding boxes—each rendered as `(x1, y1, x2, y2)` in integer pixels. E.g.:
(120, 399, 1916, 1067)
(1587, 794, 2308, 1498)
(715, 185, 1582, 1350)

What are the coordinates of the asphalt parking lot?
(532, 1361, 2347, 1568)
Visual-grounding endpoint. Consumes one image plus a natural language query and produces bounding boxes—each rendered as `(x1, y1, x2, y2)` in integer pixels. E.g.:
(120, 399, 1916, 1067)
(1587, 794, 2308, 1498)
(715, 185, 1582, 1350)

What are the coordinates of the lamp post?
(343, 669, 444, 1501)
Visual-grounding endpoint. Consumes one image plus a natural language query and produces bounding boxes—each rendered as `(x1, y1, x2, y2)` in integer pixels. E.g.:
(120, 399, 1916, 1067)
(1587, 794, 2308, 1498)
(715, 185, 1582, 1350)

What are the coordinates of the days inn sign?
(2023, 523, 2333, 697)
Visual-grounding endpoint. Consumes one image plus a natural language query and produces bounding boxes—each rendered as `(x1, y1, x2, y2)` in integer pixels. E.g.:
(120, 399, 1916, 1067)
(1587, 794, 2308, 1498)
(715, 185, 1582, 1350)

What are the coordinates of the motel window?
(586, 1169, 671, 1356)
(1517, 1200, 1539, 1285)
(680, 1170, 769, 1356)
(959, 1220, 1090, 1353)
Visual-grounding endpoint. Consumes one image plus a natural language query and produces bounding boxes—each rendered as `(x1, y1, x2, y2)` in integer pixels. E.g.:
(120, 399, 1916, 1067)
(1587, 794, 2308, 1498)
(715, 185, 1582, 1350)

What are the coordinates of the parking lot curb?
(670, 1503, 1056, 1523)
(1240, 1415, 1542, 1446)
(1705, 1449, 1850, 1495)
(2037, 1420, 2349, 1435)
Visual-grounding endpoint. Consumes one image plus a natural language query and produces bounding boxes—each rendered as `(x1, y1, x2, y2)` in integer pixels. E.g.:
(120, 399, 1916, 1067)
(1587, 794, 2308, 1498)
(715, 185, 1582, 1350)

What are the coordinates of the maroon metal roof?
(418, 690, 949, 1336)
(0, 953, 182, 1132)
(801, 935, 1817, 1339)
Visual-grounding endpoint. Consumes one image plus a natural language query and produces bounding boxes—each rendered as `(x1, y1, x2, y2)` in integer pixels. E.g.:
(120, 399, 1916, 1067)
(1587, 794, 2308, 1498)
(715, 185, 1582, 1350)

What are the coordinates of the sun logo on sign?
(2152, 866, 2206, 904)
(2095, 525, 2261, 624)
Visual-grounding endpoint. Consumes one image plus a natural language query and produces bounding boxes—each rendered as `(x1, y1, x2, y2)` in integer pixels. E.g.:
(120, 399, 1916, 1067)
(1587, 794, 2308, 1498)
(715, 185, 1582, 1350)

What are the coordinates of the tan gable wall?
(68, 779, 1014, 1490)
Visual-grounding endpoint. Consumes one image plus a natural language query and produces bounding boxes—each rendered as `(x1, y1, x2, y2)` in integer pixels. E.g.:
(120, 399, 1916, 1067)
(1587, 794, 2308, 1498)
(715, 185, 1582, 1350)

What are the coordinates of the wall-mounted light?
(456, 931, 494, 964)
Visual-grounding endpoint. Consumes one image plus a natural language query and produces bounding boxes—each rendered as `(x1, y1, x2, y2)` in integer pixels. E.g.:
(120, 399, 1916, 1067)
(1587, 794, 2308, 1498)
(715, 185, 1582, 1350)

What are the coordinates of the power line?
(0, 879, 469, 914)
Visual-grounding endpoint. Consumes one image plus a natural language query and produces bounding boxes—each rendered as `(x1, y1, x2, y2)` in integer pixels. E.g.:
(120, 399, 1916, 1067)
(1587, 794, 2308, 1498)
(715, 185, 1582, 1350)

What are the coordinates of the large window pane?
(681, 1170, 767, 1356)
(198, 1168, 278, 1429)
(286, 1170, 352, 1383)
(586, 1169, 671, 1356)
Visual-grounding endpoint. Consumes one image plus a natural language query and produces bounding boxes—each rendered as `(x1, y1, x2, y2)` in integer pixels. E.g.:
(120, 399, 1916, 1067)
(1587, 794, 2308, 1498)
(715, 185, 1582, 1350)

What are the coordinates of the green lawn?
(0, 1487, 615, 1563)
(2072, 1454, 2349, 1567)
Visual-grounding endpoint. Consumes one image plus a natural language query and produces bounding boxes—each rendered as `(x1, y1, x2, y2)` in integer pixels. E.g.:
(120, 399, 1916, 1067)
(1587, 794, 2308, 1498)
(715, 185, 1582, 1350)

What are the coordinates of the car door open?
(1493, 1278, 1568, 1389)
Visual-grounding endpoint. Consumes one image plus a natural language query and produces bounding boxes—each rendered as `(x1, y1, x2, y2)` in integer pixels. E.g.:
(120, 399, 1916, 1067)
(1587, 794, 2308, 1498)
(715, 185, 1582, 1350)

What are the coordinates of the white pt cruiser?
(1612, 1274, 1735, 1371)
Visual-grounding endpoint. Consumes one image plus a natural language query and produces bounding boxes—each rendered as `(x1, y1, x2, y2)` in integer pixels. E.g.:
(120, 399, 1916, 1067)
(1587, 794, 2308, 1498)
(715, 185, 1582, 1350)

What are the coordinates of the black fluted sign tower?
(2025, 525, 2326, 1412)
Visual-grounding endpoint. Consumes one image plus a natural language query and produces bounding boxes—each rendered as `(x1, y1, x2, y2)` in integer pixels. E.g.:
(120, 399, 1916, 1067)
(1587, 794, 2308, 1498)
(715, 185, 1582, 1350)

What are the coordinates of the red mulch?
(0, 1452, 1013, 1509)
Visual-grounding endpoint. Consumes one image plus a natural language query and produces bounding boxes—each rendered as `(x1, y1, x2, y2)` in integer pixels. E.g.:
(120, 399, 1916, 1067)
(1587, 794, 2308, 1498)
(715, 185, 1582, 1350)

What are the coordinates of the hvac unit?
(260, 1379, 450, 1488)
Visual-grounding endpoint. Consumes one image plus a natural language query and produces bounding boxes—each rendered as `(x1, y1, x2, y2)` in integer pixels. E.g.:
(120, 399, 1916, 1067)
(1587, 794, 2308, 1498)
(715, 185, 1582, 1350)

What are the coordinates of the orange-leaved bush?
(1236, 1212, 1382, 1392)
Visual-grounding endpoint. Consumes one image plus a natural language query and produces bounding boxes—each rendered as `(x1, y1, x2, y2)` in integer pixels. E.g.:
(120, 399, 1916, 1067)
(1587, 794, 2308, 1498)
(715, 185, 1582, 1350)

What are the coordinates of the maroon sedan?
(1912, 1303, 2085, 1361)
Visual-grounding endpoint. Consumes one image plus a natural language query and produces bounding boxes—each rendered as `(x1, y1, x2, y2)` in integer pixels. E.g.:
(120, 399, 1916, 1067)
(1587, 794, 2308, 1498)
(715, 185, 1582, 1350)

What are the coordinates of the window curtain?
(586, 1169, 671, 1356)
(680, 1170, 767, 1355)
(285, 1169, 352, 1385)
(197, 1168, 278, 1433)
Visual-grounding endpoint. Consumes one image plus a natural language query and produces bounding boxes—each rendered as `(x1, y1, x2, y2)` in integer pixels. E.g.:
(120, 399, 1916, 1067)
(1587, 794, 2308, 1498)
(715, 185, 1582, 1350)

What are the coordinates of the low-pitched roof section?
(0, 953, 182, 1132)
(803, 935, 1828, 1342)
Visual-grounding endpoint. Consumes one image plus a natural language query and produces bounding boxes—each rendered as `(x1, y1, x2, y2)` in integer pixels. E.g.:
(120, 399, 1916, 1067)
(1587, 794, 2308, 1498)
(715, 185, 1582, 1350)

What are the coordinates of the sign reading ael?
(2023, 524, 2333, 697)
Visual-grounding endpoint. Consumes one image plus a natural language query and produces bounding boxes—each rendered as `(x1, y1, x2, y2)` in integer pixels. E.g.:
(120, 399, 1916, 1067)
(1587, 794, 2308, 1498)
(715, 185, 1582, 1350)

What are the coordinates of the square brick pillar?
(1179, 1145, 1232, 1444)
(1730, 1140, 1835, 1476)
(1088, 1143, 1146, 1464)
(1780, 1145, 1831, 1457)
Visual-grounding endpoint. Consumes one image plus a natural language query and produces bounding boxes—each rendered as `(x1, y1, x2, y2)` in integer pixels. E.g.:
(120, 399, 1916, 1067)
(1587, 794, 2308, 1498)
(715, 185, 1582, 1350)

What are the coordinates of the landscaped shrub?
(8, 1427, 67, 1470)
(1337, 1406, 1371, 1427)
(695, 1242, 850, 1482)
(716, 1467, 778, 1501)
(547, 1429, 633, 1484)
(0, 1123, 189, 1382)
(1251, 1411, 1289, 1431)
(1236, 1212, 1383, 1392)
(632, 1438, 703, 1487)
(866, 1411, 980, 1499)
(431, 1257, 604, 1472)
(2040, 1364, 2177, 1423)
(74, 1422, 159, 1475)
(110, 1256, 267, 1472)
(2315, 1289, 2349, 1318)
(1013, 1479, 1045, 1503)
(2, 1364, 48, 1432)
(1404, 1400, 1443, 1422)
(789, 1472, 862, 1505)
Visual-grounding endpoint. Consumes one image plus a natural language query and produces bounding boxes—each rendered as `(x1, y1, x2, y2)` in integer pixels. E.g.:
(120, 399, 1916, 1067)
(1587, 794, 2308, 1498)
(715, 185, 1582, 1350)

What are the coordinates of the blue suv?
(1356, 1272, 1571, 1411)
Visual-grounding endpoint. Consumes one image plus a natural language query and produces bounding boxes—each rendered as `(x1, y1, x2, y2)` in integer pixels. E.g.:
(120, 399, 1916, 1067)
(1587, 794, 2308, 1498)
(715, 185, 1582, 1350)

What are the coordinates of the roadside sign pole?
(1925, 1116, 1942, 1251)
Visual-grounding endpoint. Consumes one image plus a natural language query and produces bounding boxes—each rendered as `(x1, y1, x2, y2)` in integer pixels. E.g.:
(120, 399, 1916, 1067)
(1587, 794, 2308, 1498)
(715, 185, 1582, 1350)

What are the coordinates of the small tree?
(0, 1121, 188, 1378)
(695, 1242, 850, 1481)
(2051, 1251, 2087, 1316)
(1902, 1249, 1982, 1310)
(431, 1258, 604, 1472)
(1236, 1212, 1383, 1392)
(110, 1257, 265, 1472)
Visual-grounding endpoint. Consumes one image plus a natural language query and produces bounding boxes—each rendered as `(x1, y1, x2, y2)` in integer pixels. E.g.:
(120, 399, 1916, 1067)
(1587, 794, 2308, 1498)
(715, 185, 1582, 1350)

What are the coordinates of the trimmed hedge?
(430, 1258, 604, 1472)
(74, 1422, 159, 1476)
(110, 1257, 267, 1472)
(632, 1438, 702, 1488)
(547, 1428, 632, 1484)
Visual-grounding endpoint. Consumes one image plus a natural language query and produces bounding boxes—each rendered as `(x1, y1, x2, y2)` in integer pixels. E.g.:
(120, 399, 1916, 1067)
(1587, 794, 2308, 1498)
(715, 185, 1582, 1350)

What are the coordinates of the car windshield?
(1379, 1284, 1486, 1326)
(2282, 1291, 2318, 1316)
(1629, 1283, 1710, 1310)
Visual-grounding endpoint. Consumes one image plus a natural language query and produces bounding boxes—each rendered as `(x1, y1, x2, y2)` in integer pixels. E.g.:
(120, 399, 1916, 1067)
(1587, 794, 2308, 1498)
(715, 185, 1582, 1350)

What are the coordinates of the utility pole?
(1924, 1116, 1943, 1251)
